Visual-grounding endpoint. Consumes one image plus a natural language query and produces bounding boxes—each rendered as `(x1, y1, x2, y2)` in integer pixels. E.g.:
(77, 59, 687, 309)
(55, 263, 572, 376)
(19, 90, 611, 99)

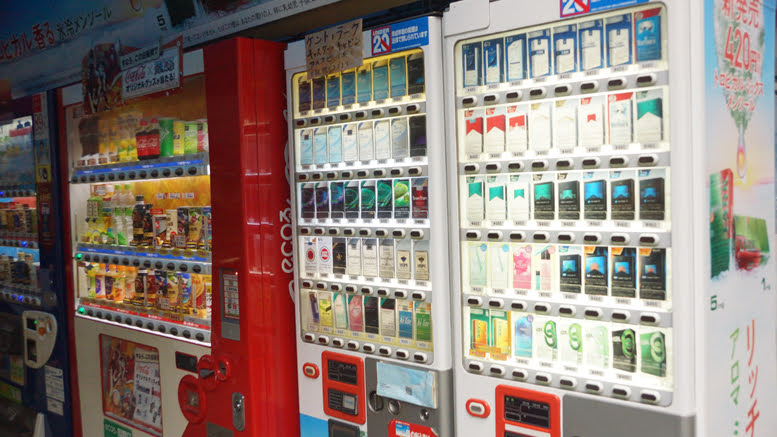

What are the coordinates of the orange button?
(38, 327, 46, 336)
(466, 399, 490, 418)
(302, 363, 319, 379)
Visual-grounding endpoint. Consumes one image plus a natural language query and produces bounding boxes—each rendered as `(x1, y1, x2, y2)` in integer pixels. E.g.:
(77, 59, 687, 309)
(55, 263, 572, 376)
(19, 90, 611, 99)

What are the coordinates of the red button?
(303, 363, 320, 379)
(466, 399, 490, 418)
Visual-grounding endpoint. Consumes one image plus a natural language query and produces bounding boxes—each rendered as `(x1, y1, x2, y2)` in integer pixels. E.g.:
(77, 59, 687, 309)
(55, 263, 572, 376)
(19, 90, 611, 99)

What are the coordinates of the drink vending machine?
(286, 16, 454, 437)
(59, 38, 298, 437)
(442, 0, 776, 436)
(0, 93, 74, 437)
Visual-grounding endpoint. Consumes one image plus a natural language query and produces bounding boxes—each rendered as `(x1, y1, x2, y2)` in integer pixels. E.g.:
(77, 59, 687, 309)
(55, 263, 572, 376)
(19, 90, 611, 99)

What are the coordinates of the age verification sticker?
(390, 420, 437, 437)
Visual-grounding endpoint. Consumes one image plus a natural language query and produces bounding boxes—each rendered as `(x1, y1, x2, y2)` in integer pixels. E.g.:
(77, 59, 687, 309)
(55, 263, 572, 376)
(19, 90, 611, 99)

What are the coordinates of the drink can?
(196, 119, 209, 153)
(175, 207, 189, 249)
(192, 274, 206, 316)
(183, 122, 198, 155)
(152, 215, 168, 250)
(172, 121, 185, 156)
(159, 118, 175, 157)
(132, 269, 147, 306)
(187, 207, 202, 249)
(165, 209, 177, 248)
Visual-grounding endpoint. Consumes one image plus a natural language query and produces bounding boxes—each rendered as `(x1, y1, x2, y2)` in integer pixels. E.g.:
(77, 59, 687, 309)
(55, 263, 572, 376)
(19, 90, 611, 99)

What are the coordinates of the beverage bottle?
(122, 184, 134, 246)
(123, 267, 137, 305)
(146, 118, 161, 160)
(127, 113, 139, 161)
(95, 263, 107, 299)
(102, 185, 115, 245)
(114, 185, 126, 246)
(113, 266, 126, 302)
(132, 195, 146, 246)
(136, 119, 149, 160)
(86, 263, 97, 298)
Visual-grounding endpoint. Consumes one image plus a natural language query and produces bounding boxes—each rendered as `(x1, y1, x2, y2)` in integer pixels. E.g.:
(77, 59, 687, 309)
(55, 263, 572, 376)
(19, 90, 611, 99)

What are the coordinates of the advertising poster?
(0, 0, 341, 97)
(705, 1, 777, 436)
(100, 335, 162, 436)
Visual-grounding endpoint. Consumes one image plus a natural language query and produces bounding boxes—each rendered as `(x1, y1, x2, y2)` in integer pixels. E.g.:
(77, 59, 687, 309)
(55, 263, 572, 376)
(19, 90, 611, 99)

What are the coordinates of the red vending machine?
(58, 38, 298, 437)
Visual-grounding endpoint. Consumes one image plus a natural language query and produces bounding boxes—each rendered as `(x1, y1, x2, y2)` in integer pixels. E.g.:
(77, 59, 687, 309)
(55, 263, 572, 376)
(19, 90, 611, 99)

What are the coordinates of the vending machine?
(443, 0, 776, 436)
(286, 16, 454, 437)
(0, 93, 74, 437)
(59, 38, 298, 437)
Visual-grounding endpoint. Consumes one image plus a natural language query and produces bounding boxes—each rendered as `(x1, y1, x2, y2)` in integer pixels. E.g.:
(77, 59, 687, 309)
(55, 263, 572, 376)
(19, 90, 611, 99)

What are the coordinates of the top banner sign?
(560, 0, 649, 17)
(0, 0, 341, 98)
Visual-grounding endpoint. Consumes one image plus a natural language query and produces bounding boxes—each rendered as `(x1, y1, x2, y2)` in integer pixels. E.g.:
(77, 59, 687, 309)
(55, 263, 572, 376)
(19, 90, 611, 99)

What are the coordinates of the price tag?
(305, 19, 363, 79)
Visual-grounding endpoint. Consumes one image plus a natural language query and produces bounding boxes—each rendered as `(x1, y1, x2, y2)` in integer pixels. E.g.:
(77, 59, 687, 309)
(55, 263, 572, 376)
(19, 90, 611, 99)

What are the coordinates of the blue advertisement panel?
(0, 0, 341, 97)
(705, 0, 777, 436)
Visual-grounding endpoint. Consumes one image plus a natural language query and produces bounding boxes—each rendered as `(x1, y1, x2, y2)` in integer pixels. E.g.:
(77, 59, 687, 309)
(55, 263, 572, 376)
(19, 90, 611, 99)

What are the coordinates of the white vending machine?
(443, 1, 776, 436)
(286, 16, 454, 437)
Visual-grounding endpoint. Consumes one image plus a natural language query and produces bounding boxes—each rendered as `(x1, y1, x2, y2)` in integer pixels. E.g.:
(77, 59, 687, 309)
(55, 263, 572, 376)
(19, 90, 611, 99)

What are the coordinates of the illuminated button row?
(302, 333, 428, 363)
(76, 252, 210, 275)
(0, 289, 42, 307)
(467, 360, 662, 405)
(77, 306, 209, 343)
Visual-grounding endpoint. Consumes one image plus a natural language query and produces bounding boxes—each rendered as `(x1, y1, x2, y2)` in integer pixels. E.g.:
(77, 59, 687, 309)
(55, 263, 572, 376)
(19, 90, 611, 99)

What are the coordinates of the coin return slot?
(612, 311, 629, 322)
(639, 235, 657, 245)
(468, 362, 483, 372)
(636, 74, 656, 86)
(464, 164, 479, 173)
(489, 366, 504, 375)
(461, 97, 477, 106)
(388, 107, 401, 115)
(511, 302, 526, 310)
(488, 299, 503, 308)
(638, 155, 657, 166)
(529, 88, 546, 99)
(483, 94, 497, 103)
(533, 232, 549, 242)
(505, 91, 521, 100)
(558, 233, 573, 242)
(583, 234, 600, 243)
(582, 158, 600, 168)
(487, 232, 502, 240)
(531, 161, 548, 170)
(485, 163, 501, 172)
(559, 306, 575, 316)
(610, 156, 627, 166)
(608, 78, 625, 89)
(467, 297, 482, 306)
(580, 81, 598, 92)
(554, 85, 571, 95)
(640, 314, 658, 324)
(507, 162, 523, 171)
(534, 303, 550, 313)
(584, 309, 601, 319)
(509, 232, 525, 241)
(408, 167, 422, 176)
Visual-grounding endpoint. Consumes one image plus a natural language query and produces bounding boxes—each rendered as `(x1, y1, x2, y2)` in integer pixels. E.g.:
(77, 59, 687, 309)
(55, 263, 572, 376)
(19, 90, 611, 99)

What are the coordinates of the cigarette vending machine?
(0, 93, 73, 437)
(286, 16, 454, 437)
(443, 1, 776, 436)
(59, 38, 297, 437)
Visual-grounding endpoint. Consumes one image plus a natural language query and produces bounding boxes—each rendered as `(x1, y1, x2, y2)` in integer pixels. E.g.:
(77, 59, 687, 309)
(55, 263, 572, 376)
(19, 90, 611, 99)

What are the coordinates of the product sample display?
(288, 17, 454, 437)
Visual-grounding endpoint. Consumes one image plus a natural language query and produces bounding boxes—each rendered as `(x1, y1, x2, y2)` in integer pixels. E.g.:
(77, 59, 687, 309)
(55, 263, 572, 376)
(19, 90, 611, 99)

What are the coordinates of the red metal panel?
(183, 37, 297, 436)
